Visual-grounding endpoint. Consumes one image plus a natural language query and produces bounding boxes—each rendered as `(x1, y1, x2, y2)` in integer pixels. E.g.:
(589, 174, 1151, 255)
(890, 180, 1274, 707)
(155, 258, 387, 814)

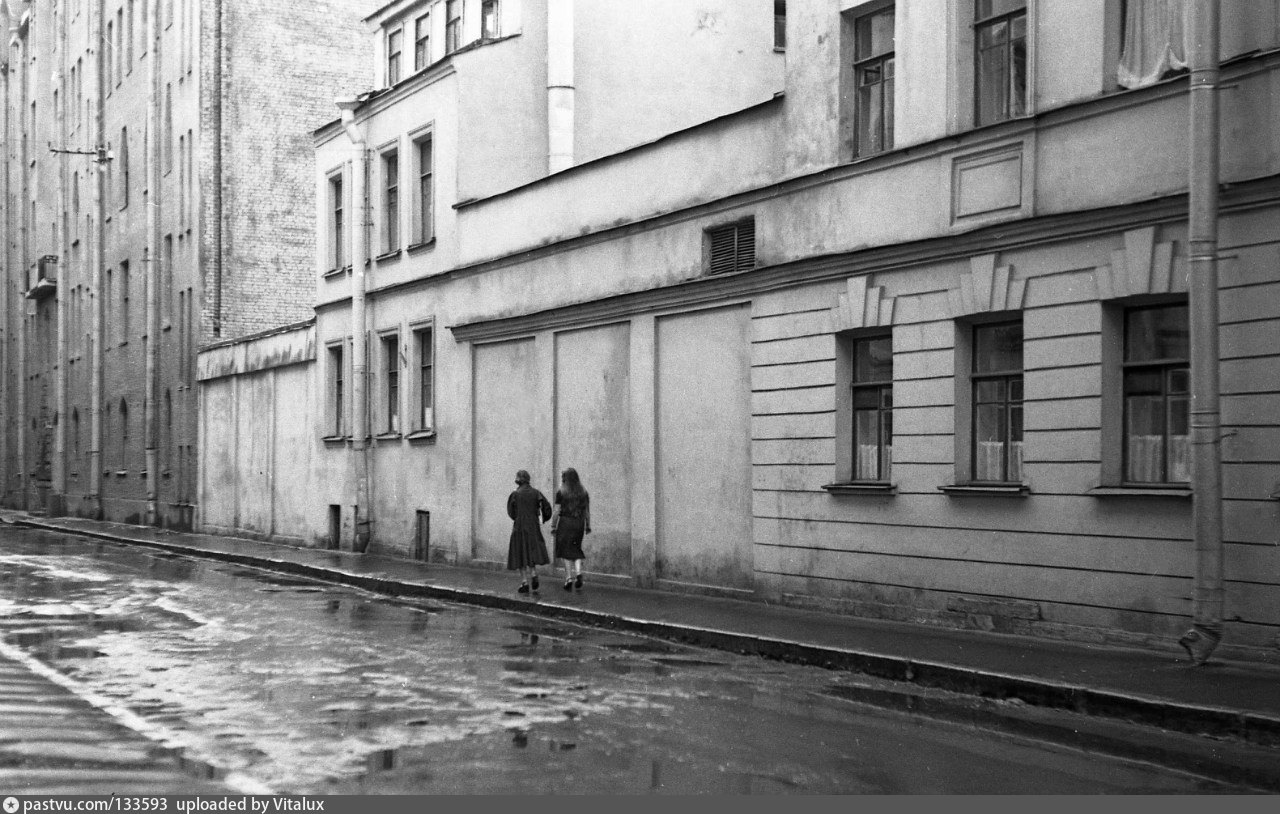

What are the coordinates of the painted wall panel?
(201, 381, 237, 530)
(656, 305, 753, 588)
(272, 365, 315, 542)
(237, 375, 275, 534)
(473, 338, 542, 564)
(554, 323, 632, 576)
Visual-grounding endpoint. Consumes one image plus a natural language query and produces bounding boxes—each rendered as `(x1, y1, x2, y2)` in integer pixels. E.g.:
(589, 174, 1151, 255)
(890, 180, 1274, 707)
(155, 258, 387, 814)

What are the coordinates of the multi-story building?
(1, 0, 373, 526)
(200, 1, 1280, 662)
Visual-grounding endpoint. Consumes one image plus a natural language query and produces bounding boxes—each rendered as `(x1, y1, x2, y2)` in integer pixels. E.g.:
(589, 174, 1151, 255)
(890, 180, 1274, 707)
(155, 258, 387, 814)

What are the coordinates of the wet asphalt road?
(0, 528, 1240, 794)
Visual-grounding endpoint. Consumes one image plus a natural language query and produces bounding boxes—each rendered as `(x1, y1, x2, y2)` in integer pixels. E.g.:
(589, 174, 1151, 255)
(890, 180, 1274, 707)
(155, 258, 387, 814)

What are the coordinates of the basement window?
(706, 219, 756, 276)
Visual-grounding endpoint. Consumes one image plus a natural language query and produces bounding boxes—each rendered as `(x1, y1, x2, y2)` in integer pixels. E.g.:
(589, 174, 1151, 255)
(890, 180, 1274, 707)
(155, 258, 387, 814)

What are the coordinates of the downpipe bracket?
(1178, 624, 1223, 666)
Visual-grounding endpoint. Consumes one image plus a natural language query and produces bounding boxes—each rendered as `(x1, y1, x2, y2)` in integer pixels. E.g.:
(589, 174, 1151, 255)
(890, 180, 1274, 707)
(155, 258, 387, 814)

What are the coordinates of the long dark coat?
(507, 484, 552, 570)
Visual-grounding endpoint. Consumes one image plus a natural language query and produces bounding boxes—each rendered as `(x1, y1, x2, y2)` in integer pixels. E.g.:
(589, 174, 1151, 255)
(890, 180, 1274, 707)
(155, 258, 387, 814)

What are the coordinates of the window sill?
(375, 249, 402, 264)
(822, 482, 896, 495)
(406, 429, 437, 443)
(373, 431, 402, 442)
(322, 435, 350, 445)
(1088, 486, 1192, 499)
(322, 266, 350, 280)
(406, 238, 436, 255)
(939, 484, 1029, 497)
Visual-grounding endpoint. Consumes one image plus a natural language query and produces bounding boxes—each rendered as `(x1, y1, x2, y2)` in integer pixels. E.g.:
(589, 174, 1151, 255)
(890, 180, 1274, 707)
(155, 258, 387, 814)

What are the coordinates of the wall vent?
(707, 218, 755, 275)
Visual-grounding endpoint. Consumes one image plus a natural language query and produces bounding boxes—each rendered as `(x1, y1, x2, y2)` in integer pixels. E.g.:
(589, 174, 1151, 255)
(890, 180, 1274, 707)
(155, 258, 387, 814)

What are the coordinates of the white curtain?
(1118, 0, 1188, 89)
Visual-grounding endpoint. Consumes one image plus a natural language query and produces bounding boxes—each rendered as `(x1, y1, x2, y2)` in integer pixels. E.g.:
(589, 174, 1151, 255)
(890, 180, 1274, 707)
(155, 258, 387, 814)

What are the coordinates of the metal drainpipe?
(1, 10, 10, 507)
(1179, 0, 1225, 666)
(16, 10, 28, 511)
(89, 0, 105, 519)
(143, 0, 160, 525)
(336, 98, 370, 553)
(54, 0, 69, 516)
(546, 0, 574, 173)
(211, 0, 222, 339)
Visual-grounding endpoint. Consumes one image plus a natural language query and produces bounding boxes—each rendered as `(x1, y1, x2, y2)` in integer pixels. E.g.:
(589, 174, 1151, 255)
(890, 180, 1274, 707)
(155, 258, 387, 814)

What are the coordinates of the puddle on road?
(0, 532, 1242, 795)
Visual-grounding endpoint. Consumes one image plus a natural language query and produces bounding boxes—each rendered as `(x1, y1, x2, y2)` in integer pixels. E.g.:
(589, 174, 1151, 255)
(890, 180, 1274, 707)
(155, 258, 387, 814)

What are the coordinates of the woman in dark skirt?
(551, 467, 591, 591)
(507, 469, 552, 593)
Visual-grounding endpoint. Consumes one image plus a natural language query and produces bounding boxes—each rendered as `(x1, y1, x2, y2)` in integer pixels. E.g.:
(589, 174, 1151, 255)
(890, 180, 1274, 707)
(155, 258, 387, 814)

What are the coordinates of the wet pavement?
(0, 526, 1255, 794)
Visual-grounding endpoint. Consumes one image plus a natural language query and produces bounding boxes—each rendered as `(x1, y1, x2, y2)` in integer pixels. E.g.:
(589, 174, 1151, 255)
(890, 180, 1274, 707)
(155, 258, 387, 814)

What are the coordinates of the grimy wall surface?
(200, 2, 1280, 661)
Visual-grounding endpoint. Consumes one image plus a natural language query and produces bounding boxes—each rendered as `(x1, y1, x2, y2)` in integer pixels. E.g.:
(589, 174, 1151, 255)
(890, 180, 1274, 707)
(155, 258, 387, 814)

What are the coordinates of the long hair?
(561, 467, 586, 498)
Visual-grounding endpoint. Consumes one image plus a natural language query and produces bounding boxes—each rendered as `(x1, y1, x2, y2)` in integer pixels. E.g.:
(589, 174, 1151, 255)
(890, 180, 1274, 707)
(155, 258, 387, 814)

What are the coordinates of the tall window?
(330, 172, 345, 269)
(126, 0, 135, 66)
(852, 335, 893, 481)
(414, 12, 431, 70)
(415, 136, 434, 244)
(387, 28, 403, 85)
(116, 8, 124, 83)
(382, 150, 399, 254)
(971, 321, 1023, 482)
(120, 261, 130, 343)
(105, 20, 115, 89)
(481, 0, 500, 39)
(416, 326, 434, 430)
(1123, 304, 1189, 484)
(445, 0, 462, 53)
(163, 234, 173, 324)
(854, 5, 894, 156)
(178, 134, 185, 226)
(119, 127, 129, 209)
(974, 0, 1027, 125)
(329, 344, 346, 436)
(384, 333, 400, 433)
(164, 83, 173, 173)
(120, 399, 129, 465)
(774, 0, 786, 49)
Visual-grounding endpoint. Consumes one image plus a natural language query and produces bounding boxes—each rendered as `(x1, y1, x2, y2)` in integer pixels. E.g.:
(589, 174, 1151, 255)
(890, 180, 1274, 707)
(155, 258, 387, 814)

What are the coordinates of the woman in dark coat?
(507, 469, 552, 593)
(551, 467, 591, 591)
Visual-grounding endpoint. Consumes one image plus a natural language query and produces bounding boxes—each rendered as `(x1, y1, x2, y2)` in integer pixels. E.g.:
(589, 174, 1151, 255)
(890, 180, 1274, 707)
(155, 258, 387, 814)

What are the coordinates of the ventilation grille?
(707, 219, 756, 275)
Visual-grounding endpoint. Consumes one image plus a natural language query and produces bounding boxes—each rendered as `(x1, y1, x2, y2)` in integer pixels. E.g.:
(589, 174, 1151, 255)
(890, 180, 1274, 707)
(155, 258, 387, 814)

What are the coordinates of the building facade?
(199, 1, 1280, 661)
(1, 0, 373, 526)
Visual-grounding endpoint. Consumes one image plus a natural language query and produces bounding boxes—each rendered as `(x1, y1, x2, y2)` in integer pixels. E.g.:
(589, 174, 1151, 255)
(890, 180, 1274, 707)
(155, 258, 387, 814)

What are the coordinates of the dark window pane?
(976, 0, 1025, 20)
(1168, 395, 1190, 482)
(1125, 305, 1189, 361)
(1124, 368, 1163, 396)
(880, 387, 893, 409)
(974, 378, 1005, 403)
(1009, 376, 1023, 402)
(974, 322, 1022, 372)
(1009, 28, 1027, 116)
(854, 336, 892, 382)
(1167, 366, 1189, 395)
(856, 7, 894, 59)
(853, 388, 880, 410)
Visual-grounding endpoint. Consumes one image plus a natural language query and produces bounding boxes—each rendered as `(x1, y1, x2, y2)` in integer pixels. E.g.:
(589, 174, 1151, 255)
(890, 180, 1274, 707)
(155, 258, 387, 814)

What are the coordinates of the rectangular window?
(164, 83, 173, 173)
(120, 260, 130, 344)
(382, 150, 399, 254)
(105, 20, 115, 89)
(383, 333, 400, 433)
(854, 5, 894, 156)
(852, 334, 893, 481)
(446, 0, 462, 53)
(481, 0, 500, 39)
(707, 219, 755, 275)
(415, 136, 434, 244)
(116, 9, 124, 83)
(163, 234, 173, 325)
(1123, 304, 1189, 484)
(414, 12, 431, 70)
(329, 343, 346, 436)
(774, 0, 786, 49)
(127, 0, 135, 67)
(974, 0, 1027, 126)
(415, 325, 434, 431)
(119, 127, 129, 208)
(387, 28, 403, 85)
(330, 172, 345, 269)
(970, 321, 1023, 482)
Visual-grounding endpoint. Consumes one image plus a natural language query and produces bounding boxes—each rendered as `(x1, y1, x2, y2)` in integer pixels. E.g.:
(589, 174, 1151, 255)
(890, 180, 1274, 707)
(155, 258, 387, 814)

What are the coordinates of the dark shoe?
(574, 574, 583, 590)
(563, 579, 574, 591)
(531, 575, 540, 591)
(517, 582, 530, 594)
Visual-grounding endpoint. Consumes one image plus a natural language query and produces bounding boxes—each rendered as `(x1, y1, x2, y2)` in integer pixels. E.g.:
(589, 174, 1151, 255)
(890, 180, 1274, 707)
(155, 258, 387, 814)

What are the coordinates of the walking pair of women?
(506, 467, 591, 594)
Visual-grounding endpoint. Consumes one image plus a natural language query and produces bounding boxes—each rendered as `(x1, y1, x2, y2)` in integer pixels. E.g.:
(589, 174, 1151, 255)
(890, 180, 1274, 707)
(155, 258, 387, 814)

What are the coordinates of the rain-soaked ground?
(0, 527, 1242, 794)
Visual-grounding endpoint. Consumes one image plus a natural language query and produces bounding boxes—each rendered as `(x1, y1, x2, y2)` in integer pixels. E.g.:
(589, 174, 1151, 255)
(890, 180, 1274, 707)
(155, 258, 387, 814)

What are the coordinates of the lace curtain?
(1118, 0, 1188, 89)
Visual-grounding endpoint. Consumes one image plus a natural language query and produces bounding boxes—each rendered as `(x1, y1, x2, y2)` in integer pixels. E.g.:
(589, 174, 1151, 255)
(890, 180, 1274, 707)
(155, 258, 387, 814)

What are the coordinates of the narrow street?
(0, 526, 1244, 794)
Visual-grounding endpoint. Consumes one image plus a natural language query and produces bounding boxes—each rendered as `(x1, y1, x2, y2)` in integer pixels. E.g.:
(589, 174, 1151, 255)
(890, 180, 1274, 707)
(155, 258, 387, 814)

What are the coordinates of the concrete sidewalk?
(9, 512, 1280, 753)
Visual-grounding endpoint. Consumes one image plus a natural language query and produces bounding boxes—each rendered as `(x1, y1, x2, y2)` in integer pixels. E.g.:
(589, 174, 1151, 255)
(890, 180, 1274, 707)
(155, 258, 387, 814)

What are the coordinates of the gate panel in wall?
(655, 304, 753, 589)
(554, 323, 632, 576)
(472, 337, 542, 564)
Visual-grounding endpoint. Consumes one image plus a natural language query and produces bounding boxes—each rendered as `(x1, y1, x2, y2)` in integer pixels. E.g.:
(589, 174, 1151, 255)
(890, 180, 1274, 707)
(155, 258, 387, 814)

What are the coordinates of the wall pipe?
(336, 97, 370, 553)
(1, 4, 11, 507)
(54, 0, 69, 515)
(1179, 0, 1224, 665)
(15, 5, 27, 511)
(88, 0, 105, 519)
(546, 0, 574, 173)
(143, 0, 160, 525)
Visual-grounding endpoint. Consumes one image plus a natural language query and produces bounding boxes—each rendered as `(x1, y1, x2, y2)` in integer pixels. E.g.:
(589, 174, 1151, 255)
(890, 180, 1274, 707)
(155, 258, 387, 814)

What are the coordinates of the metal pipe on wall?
(1180, 0, 1224, 666)
(546, 0, 574, 173)
(16, 5, 28, 511)
(54, 0, 69, 516)
(337, 97, 370, 553)
(1, 4, 11, 507)
(144, 0, 160, 525)
(88, 0, 105, 519)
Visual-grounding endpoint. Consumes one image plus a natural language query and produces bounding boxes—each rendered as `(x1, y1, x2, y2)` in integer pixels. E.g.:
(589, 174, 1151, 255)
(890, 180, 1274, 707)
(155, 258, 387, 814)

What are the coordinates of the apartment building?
(199, 1, 1280, 661)
(1, 0, 373, 526)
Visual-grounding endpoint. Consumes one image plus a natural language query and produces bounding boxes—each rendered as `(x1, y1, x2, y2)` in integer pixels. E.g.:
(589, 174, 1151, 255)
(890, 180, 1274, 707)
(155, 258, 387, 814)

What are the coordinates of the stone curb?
(17, 517, 1280, 752)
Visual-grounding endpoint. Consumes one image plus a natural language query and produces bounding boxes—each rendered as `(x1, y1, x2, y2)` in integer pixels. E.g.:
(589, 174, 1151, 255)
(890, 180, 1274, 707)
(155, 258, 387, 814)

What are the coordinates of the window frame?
(326, 340, 349, 438)
(1120, 302, 1190, 486)
(833, 330, 895, 487)
(481, 0, 500, 39)
(411, 130, 435, 247)
(973, 0, 1029, 126)
(852, 2, 895, 157)
(327, 168, 346, 271)
(380, 330, 402, 435)
(387, 25, 403, 85)
(966, 319, 1024, 484)
(774, 0, 786, 50)
(411, 321, 436, 435)
(414, 11, 431, 70)
(381, 146, 400, 256)
(445, 0, 463, 53)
